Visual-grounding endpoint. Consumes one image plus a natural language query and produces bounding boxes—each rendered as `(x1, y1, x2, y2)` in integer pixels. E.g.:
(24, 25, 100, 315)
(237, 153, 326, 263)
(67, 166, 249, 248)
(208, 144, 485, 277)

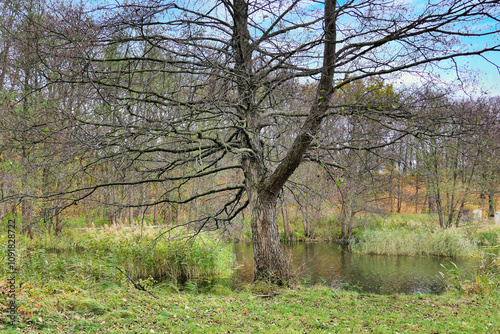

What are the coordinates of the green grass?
(350, 227, 479, 258)
(274, 213, 440, 242)
(356, 213, 437, 230)
(478, 229, 500, 246)
(0, 284, 498, 333)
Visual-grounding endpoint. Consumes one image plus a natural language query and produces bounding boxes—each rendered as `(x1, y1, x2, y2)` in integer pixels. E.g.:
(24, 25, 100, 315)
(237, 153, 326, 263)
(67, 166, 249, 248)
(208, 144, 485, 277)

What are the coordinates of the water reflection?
(204, 242, 475, 295)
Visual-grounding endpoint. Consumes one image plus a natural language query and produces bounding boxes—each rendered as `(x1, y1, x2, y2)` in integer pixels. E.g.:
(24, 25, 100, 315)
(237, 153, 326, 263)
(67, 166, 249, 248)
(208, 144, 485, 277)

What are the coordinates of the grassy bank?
(347, 213, 500, 258)
(350, 228, 479, 257)
(1, 283, 498, 333)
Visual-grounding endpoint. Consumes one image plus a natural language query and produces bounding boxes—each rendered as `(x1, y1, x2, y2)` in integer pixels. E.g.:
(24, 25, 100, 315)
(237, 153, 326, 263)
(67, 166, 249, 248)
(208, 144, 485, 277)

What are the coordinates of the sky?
(271, 0, 500, 97)
(386, 0, 500, 97)
(450, 52, 499, 97)
(393, 52, 500, 98)
(85, 0, 499, 97)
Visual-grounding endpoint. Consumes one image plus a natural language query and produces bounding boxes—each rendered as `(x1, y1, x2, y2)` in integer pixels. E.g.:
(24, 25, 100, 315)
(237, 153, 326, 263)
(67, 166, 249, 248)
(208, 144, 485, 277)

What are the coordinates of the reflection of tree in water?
(234, 242, 255, 284)
(288, 243, 344, 285)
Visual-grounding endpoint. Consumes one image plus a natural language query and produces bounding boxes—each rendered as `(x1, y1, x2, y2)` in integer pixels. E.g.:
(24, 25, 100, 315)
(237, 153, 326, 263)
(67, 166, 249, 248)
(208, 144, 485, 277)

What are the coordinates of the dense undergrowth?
(350, 224, 500, 257)
(441, 245, 500, 296)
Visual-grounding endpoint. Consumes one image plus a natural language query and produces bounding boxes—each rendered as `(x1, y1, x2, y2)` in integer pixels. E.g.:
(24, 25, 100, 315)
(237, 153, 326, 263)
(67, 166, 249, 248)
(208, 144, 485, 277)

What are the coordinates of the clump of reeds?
(477, 229, 500, 246)
(465, 246, 500, 295)
(0, 224, 234, 289)
(350, 227, 479, 258)
(80, 224, 234, 280)
(441, 246, 500, 296)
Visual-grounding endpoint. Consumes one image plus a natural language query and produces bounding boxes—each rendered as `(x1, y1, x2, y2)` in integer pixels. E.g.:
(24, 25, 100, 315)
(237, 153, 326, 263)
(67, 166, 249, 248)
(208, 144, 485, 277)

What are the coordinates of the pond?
(195, 242, 475, 295)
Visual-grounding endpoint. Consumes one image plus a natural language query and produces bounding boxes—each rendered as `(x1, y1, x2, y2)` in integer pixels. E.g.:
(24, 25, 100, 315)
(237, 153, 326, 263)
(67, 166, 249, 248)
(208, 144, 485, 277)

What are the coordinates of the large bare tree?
(5, 0, 500, 282)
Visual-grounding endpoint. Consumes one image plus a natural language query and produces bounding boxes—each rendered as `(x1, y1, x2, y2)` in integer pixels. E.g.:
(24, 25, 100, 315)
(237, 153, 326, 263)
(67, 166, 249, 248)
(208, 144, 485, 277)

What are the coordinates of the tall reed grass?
(350, 227, 479, 258)
(77, 224, 234, 280)
(0, 224, 234, 289)
(442, 246, 500, 296)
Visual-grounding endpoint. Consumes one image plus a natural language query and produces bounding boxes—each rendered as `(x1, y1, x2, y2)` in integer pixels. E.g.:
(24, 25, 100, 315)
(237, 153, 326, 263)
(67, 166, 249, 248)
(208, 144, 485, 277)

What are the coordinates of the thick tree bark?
(249, 189, 289, 283)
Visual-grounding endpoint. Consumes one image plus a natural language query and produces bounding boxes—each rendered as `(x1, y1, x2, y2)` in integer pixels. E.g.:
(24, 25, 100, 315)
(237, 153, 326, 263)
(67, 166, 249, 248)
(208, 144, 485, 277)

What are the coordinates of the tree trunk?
(454, 200, 466, 228)
(235, 0, 337, 283)
(281, 199, 290, 242)
(415, 173, 419, 214)
(249, 190, 289, 283)
(488, 190, 495, 217)
(427, 190, 435, 214)
(21, 148, 33, 238)
(396, 169, 402, 213)
(435, 190, 444, 228)
(128, 206, 134, 226)
(21, 198, 33, 239)
(339, 202, 352, 241)
(388, 169, 394, 212)
(54, 208, 62, 236)
(301, 204, 310, 239)
(347, 211, 354, 237)
(340, 207, 347, 241)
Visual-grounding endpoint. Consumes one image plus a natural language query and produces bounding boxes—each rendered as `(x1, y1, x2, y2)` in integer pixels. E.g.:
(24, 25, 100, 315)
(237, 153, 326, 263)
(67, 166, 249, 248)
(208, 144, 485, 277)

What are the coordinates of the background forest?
(3, 85, 499, 241)
(0, 0, 499, 243)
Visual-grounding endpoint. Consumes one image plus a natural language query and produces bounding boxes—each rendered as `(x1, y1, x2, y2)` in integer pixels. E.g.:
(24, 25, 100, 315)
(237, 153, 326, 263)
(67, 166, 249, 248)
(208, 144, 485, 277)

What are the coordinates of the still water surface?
(198, 242, 475, 295)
